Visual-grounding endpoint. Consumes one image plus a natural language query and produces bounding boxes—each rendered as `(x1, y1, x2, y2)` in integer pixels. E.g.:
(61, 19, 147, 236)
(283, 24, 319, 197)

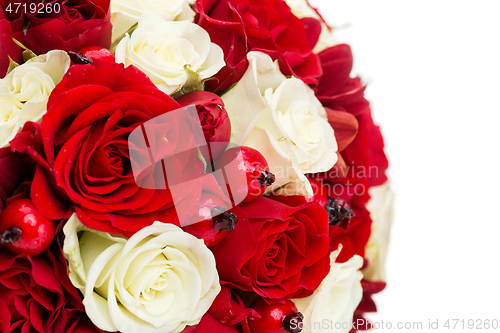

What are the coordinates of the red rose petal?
(209, 285, 259, 327)
(317, 44, 354, 96)
(189, 312, 242, 333)
(74, 206, 123, 235)
(14, 295, 29, 320)
(28, 300, 44, 332)
(0, 296, 12, 332)
(9, 122, 51, 171)
(107, 209, 159, 234)
(28, 255, 63, 294)
(0, 148, 31, 211)
(301, 17, 321, 51)
(31, 166, 69, 220)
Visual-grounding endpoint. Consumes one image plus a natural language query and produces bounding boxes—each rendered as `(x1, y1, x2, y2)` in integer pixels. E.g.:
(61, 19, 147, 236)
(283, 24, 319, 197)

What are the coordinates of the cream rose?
(362, 182, 395, 282)
(284, 0, 336, 53)
(110, 0, 195, 43)
(63, 215, 221, 333)
(0, 50, 70, 147)
(115, 12, 225, 95)
(221, 51, 338, 196)
(293, 248, 363, 333)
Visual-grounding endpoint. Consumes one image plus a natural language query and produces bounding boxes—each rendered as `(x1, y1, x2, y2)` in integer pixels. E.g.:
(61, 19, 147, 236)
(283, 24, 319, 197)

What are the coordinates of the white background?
(308, 1, 500, 331)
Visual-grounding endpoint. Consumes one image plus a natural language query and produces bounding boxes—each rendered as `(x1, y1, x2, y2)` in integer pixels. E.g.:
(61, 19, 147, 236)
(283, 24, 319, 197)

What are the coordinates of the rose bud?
(176, 91, 231, 164)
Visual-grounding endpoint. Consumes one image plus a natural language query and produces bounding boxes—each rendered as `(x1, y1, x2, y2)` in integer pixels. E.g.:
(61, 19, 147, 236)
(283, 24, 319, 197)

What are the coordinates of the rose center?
(104, 146, 125, 175)
(125, 252, 174, 303)
(294, 108, 322, 145)
(66, 7, 83, 21)
(266, 244, 279, 258)
(146, 36, 199, 68)
(199, 110, 214, 127)
(141, 271, 169, 301)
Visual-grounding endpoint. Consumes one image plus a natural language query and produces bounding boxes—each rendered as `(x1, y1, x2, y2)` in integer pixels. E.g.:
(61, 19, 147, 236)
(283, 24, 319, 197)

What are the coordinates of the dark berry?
(326, 197, 355, 229)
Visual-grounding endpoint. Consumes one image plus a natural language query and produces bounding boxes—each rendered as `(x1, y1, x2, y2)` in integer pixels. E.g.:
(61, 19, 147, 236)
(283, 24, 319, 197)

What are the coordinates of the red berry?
(249, 298, 304, 333)
(78, 46, 115, 62)
(69, 46, 115, 65)
(215, 146, 275, 203)
(0, 199, 56, 256)
(182, 192, 238, 247)
(305, 178, 329, 207)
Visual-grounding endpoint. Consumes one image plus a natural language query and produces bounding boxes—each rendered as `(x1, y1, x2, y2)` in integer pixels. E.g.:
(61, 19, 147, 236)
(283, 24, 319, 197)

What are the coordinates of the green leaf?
(170, 65, 205, 100)
(110, 22, 138, 54)
(11, 38, 37, 61)
(6, 56, 19, 74)
(197, 147, 209, 172)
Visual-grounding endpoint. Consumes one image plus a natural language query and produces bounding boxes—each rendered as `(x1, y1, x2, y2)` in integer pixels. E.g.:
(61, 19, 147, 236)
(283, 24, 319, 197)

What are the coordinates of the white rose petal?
(111, 0, 195, 43)
(222, 51, 338, 196)
(284, 0, 336, 52)
(0, 50, 70, 147)
(363, 182, 395, 281)
(293, 248, 363, 333)
(63, 214, 221, 333)
(115, 12, 225, 95)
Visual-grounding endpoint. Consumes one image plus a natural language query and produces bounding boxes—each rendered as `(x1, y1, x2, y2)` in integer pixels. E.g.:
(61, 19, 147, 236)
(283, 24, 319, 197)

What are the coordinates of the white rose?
(111, 0, 195, 43)
(115, 12, 225, 95)
(0, 50, 70, 147)
(63, 214, 221, 333)
(293, 248, 363, 333)
(221, 51, 338, 196)
(362, 182, 395, 281)
(284, 0, 336, 53)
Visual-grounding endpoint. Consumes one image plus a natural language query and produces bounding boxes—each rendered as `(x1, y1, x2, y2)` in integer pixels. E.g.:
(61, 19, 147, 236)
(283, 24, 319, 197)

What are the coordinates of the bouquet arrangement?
(0, 0, 393, 332)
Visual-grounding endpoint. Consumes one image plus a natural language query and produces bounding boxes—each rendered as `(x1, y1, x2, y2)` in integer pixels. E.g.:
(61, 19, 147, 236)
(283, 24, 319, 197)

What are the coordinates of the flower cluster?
(0, 0, 392, 332)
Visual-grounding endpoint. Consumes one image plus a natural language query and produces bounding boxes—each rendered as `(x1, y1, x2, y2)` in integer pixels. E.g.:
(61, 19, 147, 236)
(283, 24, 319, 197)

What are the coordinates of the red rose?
(0, 241, 100, 333)
(24, 0, 112, 56)
(195, 0, 322, 93)
(176, 90, 231, 162)
(211, 196, 330, 300)
(0, 147, 32, 214)
(0, 3, 24, 77)
(11, 61, 205, 236)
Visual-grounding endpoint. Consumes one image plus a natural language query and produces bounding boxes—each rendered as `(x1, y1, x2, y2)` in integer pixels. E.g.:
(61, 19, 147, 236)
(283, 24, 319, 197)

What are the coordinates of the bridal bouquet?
(0, 0, 393, 332)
